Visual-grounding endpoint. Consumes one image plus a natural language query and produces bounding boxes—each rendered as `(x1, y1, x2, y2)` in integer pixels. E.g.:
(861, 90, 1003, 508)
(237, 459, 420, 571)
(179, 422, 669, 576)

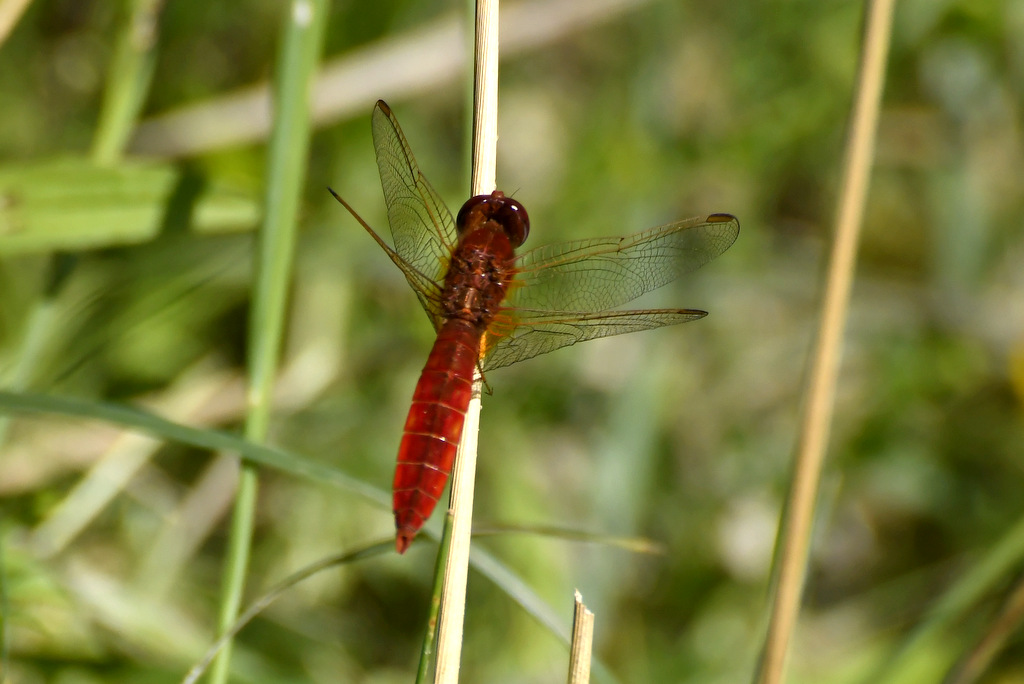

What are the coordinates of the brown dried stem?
(433, 0, 499, 681)
(567, 590, 595, 684)
(755, 0, 896, 682)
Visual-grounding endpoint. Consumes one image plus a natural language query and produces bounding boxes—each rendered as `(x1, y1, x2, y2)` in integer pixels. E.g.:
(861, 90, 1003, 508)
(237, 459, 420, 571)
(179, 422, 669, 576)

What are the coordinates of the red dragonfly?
(331, 101, 739, 553)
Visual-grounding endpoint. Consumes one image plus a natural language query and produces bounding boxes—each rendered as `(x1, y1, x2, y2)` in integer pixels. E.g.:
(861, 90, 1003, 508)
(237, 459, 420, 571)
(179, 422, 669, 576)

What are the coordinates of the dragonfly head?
(456, 191, 530, 248)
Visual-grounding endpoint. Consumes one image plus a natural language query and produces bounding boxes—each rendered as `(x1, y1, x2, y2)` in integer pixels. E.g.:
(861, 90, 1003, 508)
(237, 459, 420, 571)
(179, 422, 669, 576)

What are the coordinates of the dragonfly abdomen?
(393, 318, 481, 553)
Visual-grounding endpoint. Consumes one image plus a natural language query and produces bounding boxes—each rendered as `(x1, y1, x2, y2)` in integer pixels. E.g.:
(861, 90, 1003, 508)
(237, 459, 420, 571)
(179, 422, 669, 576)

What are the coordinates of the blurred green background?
(2, 0, 1024, 682)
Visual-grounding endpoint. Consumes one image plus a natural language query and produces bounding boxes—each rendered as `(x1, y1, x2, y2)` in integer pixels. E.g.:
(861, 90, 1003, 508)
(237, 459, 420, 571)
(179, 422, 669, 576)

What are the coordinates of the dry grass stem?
(433, 0, 500, 680)
(943, 576, 1024, 684)
(0, 0, 35, 46)
(434, 371, 483, 682)
(567, 590, 595, 684)
(756, 0, 896, 682)
(469, 0, 499, 195)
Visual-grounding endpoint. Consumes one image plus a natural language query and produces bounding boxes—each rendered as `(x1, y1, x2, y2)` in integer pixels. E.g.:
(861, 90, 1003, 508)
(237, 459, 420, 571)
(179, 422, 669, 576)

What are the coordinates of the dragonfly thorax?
(441, 224, 517, 327)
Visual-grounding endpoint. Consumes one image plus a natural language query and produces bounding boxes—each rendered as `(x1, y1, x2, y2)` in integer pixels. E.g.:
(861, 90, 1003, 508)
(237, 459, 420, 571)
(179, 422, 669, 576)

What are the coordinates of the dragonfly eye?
(496, 196, 529, 247)
(455, 192, 530, 247)
(455, 194, 490, 234)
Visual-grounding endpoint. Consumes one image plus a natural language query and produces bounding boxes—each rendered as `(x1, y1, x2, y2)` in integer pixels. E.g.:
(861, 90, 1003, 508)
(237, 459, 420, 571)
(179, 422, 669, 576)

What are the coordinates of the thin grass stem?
(208, 2, 329, 682)
(417, 512, 457, 683)
(944, 572, 1024, 684)
(755, 1, 896, 682)
(183, 540, 391, 684)
(434, 370, 484, 682)
(92, 0, 165, 165)
(433, 1, 500, 680)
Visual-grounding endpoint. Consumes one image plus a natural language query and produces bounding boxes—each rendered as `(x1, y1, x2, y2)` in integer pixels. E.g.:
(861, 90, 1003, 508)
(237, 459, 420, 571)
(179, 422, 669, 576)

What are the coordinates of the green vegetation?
(1, 1, 1022, 682)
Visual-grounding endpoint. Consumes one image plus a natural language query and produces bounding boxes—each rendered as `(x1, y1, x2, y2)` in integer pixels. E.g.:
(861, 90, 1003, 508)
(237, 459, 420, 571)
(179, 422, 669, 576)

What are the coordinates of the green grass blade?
(91, 0, 162, 165)
(471, 523, 665, 555)
(0, 158, 258, 254)
(417, 512, 456, 683)
(0, 390, 387, 508)
(210, 2, 330, 681)
(869, 515, 1024, 684)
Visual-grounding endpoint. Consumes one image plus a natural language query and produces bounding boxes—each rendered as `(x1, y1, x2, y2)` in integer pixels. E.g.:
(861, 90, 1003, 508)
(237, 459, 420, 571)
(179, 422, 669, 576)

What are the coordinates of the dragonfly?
(331, 101, 739, 553)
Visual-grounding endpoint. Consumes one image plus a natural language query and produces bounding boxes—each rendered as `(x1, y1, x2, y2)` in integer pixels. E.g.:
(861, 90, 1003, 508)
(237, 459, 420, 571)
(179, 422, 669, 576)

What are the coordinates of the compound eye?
(456, 195, 491, 234)
(496, 196, 529, 247)
(455, 192, 530, 247)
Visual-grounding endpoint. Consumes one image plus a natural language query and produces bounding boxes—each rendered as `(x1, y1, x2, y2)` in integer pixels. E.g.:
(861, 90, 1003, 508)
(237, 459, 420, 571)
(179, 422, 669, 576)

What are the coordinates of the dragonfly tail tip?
(395, 530, 414, 554)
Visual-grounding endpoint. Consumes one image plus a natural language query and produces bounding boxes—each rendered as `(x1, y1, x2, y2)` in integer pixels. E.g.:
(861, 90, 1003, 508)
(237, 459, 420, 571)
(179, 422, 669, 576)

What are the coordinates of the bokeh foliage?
(1, 0, 1023, 682)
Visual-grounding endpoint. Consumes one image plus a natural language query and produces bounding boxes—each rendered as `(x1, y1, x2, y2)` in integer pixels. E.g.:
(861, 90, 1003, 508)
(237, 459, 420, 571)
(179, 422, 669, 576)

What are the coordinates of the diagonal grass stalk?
(0, 0, 36, 47)
(871, 515, 1024, 684)
(755, 1, 896, 682)
(943, 569, 1024, 684)
(208, 2, 329, 682)
(183, 540, 392, 684)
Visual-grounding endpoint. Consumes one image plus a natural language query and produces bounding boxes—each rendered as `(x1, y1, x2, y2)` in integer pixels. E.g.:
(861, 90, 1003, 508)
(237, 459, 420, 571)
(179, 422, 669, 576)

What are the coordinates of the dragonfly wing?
(329, 187, 446, 329)
(481, 308, 707, 372)
(507, 214, 739, 313)
(372, 101, 458, 287)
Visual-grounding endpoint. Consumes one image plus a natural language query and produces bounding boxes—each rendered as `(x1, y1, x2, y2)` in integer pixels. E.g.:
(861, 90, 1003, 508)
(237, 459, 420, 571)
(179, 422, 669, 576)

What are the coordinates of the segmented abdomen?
(393, 318, 481, 553)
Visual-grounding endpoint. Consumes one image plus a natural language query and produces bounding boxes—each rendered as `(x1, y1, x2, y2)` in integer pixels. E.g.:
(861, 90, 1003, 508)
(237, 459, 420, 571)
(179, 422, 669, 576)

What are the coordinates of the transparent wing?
(371, 100, 458, 294)
(329, 187, 446, 327)
(479, 213, 739, 369)
(506, 214, 739, 313)
(481, 308, 707, 372)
